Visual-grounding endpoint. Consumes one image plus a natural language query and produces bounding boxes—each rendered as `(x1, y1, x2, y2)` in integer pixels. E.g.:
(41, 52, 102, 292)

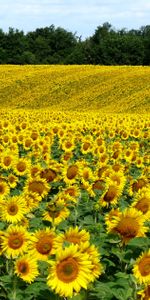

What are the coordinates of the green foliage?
(0, 23, 150, 65)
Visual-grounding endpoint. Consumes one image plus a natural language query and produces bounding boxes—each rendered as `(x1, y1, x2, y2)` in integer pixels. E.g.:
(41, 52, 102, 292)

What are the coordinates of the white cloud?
(0, 0, 149, 38)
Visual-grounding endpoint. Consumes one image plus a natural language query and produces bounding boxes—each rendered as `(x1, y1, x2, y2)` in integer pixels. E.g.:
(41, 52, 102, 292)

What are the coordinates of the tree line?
(0, 22, 150, 65)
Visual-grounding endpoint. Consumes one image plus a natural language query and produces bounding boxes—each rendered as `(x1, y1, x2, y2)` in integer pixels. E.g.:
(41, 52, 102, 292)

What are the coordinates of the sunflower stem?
(12, 276, 17, 300)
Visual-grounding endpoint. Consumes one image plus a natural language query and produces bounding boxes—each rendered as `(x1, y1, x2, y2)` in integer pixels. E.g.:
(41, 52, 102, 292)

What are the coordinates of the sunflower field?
(0, 66, 150, 300)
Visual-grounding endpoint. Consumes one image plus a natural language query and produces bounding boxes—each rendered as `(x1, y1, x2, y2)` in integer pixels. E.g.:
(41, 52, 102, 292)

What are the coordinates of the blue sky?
(0, 0, 150, 39)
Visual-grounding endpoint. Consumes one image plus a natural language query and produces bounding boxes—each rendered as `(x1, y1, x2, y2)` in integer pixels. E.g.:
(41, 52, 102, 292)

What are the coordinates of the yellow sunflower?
(14, 254, 39, 283)
(131, 187, 150, 220)
(7, 174, 18, 189)
(29, 228, 56, 261)
(63, 163, 80, 185)
(133, 250, 150, 285)
(1, 225, 32, 258)
(99, 181, 122, 207)
(54, 226, 90, 249)
(47, 244, 93, 298)
(24, 176, 50, 199)
(83, 244, 102, 281)
(0, 152, 14, 170)
(0, 196, 27, 224)
(108, 208, 147, 244)
(13, 158, 30, 176)
(0, 180, 10, 199)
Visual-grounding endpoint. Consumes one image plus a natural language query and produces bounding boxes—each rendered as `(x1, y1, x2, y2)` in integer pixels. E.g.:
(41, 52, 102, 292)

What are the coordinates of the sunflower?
(131, 187, 150, 219)
(133, 250, 150, 285)
(83, 244, 102, 281)
(63, 185, 80, 199)
(13, 158, 30, 176)
(54, 227, 90, 249)
(1, 152, 14, 170)
(99, 181, 122, 207)
(129, 176, 149, 196)
(43, 199, 70, 226)
(24, 191, 42, 212)
(61, 137, 75, 152)
(1, 225, 31, 258)
(14, 255, 39, 283)
(40, 167, 57, 183)
(63, 163, 80, 185)
(105, 208, 122, 232)
(7, 174, 18, 189)
(0, 230, 5, 255)
(24, 176, 50, 199)
(0, 196, 27, 224)
(47, 244, 93, 298)
(108, 208, 147, 244)
(0, 180, 10, 199)
(29, 228, 56, 261)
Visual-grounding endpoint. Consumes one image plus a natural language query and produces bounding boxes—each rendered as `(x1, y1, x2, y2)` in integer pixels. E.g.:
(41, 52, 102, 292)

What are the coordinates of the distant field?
(0, 65, 150, 113)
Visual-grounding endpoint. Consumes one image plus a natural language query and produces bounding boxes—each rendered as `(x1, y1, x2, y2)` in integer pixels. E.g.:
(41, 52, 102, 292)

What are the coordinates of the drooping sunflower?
(1, 225, 32, 258)
(43, 199, 70, 226)
(47, 244, 93, 298)
(99, 181, 122, 207)
(107, 208, 148, 244)
(14, 254, 39, 283)
(29, 228, 56, 261)
(0, 196, 27, 224)
(133, 250, 150, 285)
(54, 226, 90, 249)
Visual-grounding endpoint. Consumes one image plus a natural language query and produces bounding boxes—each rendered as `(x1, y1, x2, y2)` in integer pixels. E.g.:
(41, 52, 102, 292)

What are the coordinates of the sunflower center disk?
(18, 262, 29, 274)
(8, 204, 18, 215)
(57, 258, 79, 283)
(139, 258, 150, 276)
(8, 234, 23, 249)
(36, 238, 52, 255)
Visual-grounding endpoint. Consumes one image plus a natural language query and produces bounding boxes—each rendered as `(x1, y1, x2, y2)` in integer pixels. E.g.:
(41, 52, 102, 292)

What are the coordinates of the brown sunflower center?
(65, 141, 72, 148)
(83, 142, 90, 151)
(17, 162, 26, 172)
(36, 236, 52, 255)
(67, 166, 78, 180)
(0, 184, 5, 194)
(138, 257, 150, 276)
(93, 180, 105, 191)
(144, 285, 150, 300)
(56, 257, 79, 283)
(115, 217, 139, 239)
(104, 186, 118, 202)
(41, 169, 56, 182)
(4, 156, 12, 166)
(132, 179, 146, 192)
(66, 235, 81, 244)
(135, 198, 149, 213)
(8, 233, 24, 249)
(29, 181, 45, 195)
(7, 204, 18, 215)
(18, 261, 29, 274)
